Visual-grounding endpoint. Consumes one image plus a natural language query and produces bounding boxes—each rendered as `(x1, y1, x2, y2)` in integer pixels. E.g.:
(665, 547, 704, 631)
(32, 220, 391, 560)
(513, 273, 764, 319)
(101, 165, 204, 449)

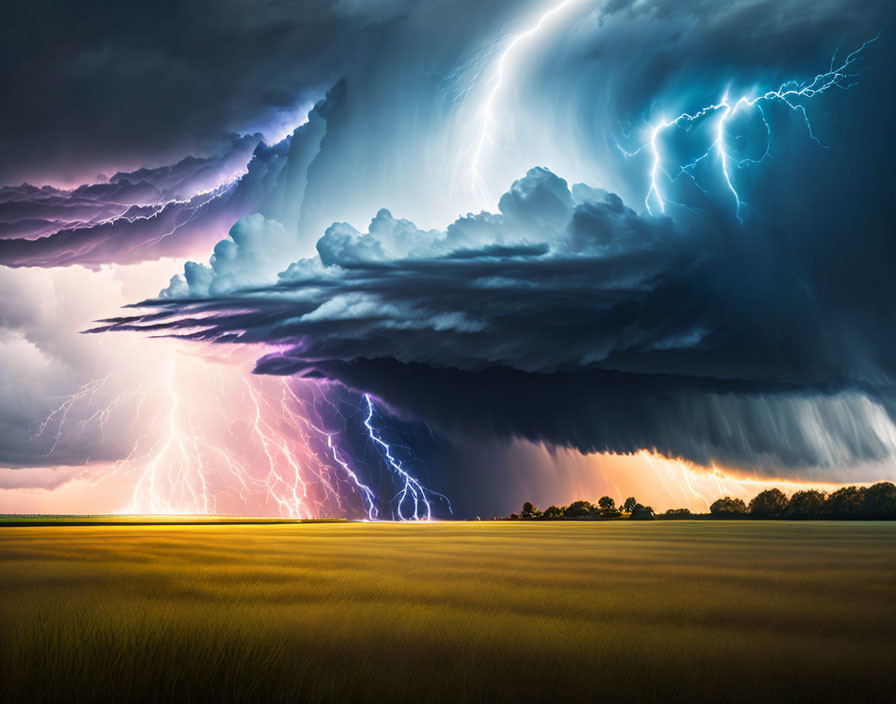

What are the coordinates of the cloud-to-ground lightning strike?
(32, 348, 451, 520)
(363, 394, 451, 521)
(620, 34, 880, 220)
(464, 0, 584, 205)
(282, 384, 379, 521)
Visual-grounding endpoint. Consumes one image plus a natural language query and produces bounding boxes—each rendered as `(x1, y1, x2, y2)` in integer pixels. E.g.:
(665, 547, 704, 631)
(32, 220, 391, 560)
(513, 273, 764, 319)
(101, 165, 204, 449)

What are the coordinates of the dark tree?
(622, 497, 638, 513)
(564, 500, 597, 518)
(630, 503, 654, 520)
(598, 496, 616, 512)
(664, 508, 692, 518)
(827, 486, 864, 518)
(860, 482, 896, 519)
(709, 497, 747, 517)
(784, 490, 827, 519)
(542, 505, 564, 520)
(521, 501, 541, 519)
(748, 488, 788, 518)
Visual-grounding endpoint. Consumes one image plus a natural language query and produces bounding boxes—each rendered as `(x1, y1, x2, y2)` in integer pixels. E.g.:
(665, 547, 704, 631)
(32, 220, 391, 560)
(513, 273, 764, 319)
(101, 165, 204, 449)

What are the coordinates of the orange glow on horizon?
(2, 443, 891, 517)
(513, 447, 889, 515)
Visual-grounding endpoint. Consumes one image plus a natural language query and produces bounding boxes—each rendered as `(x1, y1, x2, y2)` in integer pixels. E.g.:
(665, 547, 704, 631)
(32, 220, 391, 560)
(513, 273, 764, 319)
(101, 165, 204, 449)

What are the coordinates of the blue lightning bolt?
(362, 394, 451, 521)
(620, 33, 880, 221)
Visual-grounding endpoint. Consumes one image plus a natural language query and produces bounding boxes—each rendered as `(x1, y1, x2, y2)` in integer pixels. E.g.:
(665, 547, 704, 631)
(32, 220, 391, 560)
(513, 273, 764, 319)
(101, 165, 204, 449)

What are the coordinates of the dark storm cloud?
(297, 361, 896, 474)
(93, 139, 896, 472)
(0, 85, 340, 267)
(0, 182, 242, 267)
(6, 0, 896, 474)
(495, 0, 889, 213)
(0, 0, 371, 185)
(0, 0, 535, 189)
(0, 137, 267, 268)
(0, 0, 531, 267)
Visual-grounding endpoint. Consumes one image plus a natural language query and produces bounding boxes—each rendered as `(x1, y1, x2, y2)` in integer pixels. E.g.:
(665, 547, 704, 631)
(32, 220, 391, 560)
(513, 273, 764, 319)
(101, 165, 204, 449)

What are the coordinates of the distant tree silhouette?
(749, 489, 788, 518)
(859, 482, 896, 519)
(542, 505, 564, 520)
(664, 508, 692, 518)
(521, 501, 541, 519)
(504, 482, 896, 521)
(710, 497, 747, 517)
(630, 503, 654, 520)
(827, 486, 864, 518)
(784, 490, 827, 519)
(598, 496, 616, 512)
(564, 500, 597, 518)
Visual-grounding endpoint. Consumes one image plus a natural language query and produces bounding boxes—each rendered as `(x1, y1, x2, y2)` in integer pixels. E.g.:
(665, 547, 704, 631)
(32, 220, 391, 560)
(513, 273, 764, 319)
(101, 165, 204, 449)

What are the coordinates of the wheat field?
(1, 521, 894, 703)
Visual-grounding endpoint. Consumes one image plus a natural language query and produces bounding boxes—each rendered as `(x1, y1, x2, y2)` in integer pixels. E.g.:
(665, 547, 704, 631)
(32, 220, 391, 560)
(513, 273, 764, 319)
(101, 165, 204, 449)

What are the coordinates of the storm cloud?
(0, 0, 369, 186)
(95, 152, 896, 473)
(0, 83, 340, 268)
(4, 0, 896, 480)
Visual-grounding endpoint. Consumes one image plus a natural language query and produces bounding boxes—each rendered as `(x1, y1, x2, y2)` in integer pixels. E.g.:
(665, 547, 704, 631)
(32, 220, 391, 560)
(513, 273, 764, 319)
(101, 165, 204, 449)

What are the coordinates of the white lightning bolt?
(34, 350, 389, 519)
(464, 0, 585, 205)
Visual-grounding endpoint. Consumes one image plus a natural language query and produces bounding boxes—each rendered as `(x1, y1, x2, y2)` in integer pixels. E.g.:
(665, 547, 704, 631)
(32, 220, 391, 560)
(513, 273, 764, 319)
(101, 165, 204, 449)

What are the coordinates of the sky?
(0, 0, 893, 518)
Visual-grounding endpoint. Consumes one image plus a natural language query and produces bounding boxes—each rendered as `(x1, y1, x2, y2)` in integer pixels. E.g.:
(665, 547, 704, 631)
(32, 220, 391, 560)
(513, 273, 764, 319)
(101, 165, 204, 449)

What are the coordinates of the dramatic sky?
(1, 0, 894, 518)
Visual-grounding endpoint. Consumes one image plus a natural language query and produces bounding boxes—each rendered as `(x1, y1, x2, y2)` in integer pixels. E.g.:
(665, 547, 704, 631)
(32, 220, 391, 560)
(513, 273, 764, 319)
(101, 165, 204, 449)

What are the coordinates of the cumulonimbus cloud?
(5, 0, 893, 480)
(92, 165, 896, 473)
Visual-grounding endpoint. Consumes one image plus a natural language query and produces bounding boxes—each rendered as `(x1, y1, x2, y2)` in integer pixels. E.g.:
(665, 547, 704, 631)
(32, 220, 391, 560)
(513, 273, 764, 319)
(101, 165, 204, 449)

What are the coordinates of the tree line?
(509, 496, 655, 521)
(508, 482, 896, 521)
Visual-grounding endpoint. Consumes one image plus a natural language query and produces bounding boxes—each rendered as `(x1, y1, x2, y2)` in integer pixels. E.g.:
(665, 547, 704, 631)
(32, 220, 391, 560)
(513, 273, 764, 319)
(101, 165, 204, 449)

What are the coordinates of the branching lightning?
(33, 349, 448, 520)
(282, 384, 379, 521)
(363, 394, 451, 521)
(37, 368, 139, 456)
(619, 33, 880, 220)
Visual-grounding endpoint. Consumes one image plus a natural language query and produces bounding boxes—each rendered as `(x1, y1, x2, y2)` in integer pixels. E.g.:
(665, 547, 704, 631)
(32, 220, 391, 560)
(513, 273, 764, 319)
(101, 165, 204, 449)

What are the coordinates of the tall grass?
(1, 522, 894, 702)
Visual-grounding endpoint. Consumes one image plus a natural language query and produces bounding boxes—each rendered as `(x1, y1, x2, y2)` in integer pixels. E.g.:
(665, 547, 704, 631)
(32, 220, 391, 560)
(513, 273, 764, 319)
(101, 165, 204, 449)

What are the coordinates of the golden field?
(1, 521, 894, 703)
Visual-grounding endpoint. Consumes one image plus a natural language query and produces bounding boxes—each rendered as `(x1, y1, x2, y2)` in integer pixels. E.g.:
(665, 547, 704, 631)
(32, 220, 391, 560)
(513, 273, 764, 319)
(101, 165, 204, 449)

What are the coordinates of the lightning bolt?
(620, 33, 880, 220)
(362, 394, 451, 521)
(464, 0, 585, 205)
(33, 345, 454, 521)
(282, 384, 379, 521)
(34, 349, 389, 519)
(36, 368, 138, 456)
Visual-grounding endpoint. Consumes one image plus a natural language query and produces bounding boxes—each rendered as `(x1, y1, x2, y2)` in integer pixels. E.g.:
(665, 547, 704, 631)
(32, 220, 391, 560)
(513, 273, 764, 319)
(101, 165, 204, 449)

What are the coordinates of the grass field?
(1, 521, 894, 703)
